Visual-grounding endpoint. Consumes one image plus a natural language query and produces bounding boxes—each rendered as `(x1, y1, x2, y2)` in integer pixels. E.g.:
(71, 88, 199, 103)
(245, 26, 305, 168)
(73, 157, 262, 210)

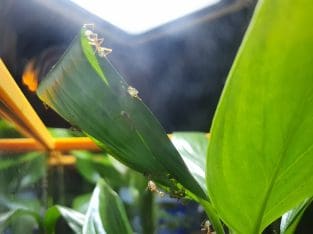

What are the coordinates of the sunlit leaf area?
(0, 0, 312, 233)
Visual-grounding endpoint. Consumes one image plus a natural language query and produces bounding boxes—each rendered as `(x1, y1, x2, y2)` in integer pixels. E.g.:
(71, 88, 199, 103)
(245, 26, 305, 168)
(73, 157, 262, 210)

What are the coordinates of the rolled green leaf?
(207, 0, 313, 232)
(37, 27, 206, 199)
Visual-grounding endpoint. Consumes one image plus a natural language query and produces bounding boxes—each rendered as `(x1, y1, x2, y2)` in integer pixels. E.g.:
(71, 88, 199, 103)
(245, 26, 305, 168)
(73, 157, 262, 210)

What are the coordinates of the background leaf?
(73, 151, 126, 187)
(171, 132, 208, 193)
(72, 193, 91, 214)
(207, 0, 313, 232)
(0, 209, 41, 233)
(44, 205, 85, 234)
(0, 152, 45, 190)
(83, 179, 132, 234)
(0, 120, 22, 138)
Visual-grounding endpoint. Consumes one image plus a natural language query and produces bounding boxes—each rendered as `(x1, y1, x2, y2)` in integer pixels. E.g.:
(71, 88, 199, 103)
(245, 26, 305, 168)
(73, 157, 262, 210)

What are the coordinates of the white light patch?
(183, 156, 205, 179)
(70, 0, 220, 34)
(172, 138, 205, 179)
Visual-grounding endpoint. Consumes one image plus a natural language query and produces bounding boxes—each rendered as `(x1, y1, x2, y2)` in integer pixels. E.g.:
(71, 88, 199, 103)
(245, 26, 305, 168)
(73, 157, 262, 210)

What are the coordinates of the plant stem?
(139, 190, 156, 234)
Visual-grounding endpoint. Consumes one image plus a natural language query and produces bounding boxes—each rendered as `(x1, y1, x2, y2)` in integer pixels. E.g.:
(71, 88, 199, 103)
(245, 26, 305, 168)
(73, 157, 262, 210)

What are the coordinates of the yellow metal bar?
(48, 155, 76, 166)
(54, 137, 101, 151)
(0, 133, 210, 153)
(0, 59, 54, 150)
(0, 137, 101, 152)
(0, 138, 44, 152)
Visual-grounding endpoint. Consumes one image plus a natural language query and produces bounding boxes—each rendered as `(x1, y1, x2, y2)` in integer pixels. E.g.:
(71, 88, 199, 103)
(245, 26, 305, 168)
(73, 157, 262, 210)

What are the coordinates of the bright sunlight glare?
(70, 0, 221, 34)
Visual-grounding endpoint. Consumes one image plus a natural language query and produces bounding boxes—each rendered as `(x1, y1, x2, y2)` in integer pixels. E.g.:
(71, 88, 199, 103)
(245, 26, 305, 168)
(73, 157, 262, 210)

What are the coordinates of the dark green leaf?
(207, 0, 313, 232)
(37, 27, 206, 199)
(44, 205, 85, 234)
(83, 179, 132, 234)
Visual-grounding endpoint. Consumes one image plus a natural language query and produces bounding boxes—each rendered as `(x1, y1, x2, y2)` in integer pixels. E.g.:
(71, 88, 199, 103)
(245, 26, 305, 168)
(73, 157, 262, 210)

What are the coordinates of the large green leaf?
(83, 179, 132, 234)
(37, 27, 206, 199)
(44, 205, 85, 234)
(207, 0, 313, 232)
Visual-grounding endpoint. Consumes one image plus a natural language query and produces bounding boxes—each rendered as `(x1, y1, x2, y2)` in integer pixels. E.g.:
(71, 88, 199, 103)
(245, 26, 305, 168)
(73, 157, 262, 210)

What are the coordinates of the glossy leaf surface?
(171, 132, 207, 193)
(207, 0, 313, 232)
(83, 179, 132, 234)
(280, 198, 312, 234)
(37, 27, 206, 199)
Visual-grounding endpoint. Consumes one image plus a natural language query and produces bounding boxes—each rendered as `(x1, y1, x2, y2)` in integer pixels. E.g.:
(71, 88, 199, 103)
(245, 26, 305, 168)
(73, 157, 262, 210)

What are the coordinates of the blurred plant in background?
(0, 120, 206, 233)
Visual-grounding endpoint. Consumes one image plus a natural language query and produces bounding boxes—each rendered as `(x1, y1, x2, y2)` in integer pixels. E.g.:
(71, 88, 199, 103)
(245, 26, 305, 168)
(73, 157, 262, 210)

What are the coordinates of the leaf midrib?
(253, 92, 309, 233)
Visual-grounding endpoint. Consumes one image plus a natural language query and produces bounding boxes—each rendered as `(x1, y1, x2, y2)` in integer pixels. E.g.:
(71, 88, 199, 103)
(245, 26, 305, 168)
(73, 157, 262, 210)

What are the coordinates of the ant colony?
(83, 24, 112, 57)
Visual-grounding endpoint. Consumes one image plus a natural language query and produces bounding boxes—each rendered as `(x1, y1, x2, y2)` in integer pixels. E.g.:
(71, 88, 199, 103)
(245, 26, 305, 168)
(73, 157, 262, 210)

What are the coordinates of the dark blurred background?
(0, 0, 254, 132)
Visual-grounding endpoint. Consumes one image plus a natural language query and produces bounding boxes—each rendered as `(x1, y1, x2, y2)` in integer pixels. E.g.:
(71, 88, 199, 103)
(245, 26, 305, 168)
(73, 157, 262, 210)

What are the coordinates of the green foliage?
(72, 193, 91, 214)
(0, 152, 45, 233)
(44, 180, 134, 234)
(0, 120, 22, 138)
(0, 209, 42, 233)
(73, 151, 126, 187)
(207, 0, 313, 232)
(83, 179, 133, 234)
(45, 206, 85, 234)
(5, 0, 308, 232)
(0, 152, 45, 193)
